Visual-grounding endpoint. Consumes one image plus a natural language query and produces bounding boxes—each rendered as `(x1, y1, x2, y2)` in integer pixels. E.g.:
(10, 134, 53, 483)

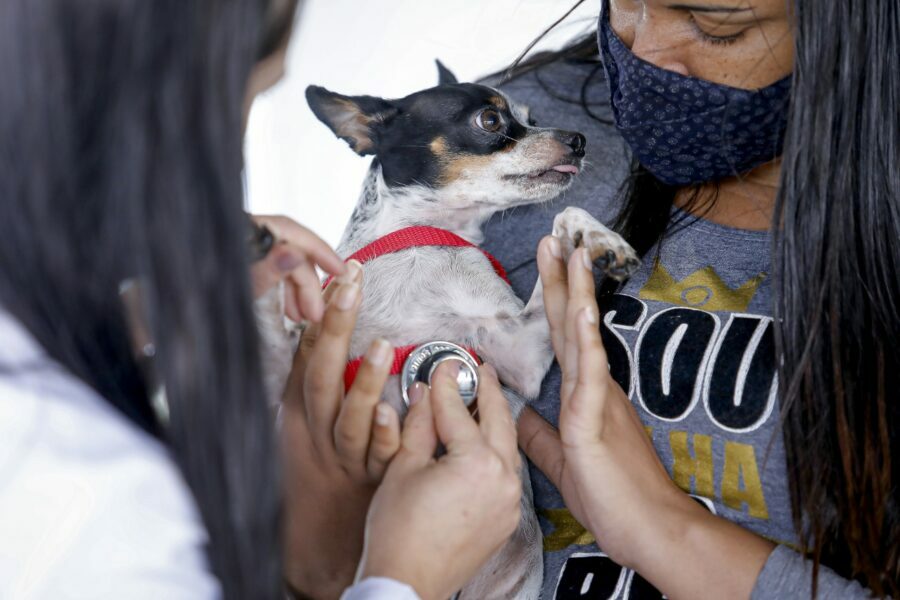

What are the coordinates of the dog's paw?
(552, 206, 641, 281)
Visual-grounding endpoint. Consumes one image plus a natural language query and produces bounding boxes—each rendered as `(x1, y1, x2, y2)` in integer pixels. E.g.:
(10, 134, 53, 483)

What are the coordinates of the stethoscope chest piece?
(401, 341, 480, 409)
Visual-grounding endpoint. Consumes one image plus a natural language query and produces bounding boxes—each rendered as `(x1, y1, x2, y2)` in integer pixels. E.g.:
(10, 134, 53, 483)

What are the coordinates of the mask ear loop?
(119, 278, 170, 428)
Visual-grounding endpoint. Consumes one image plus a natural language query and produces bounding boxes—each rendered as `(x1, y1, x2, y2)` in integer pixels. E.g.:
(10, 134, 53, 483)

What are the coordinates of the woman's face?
(609, 0, 794, 89)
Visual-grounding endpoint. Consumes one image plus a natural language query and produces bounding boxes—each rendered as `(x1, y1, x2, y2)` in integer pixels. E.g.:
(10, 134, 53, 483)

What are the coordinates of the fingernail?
(408, 382, 426, 405)
(366, 338, 391, 367)
(346, 260, 363, 282)
(337, 260, 362, 284)
(375, 403, 392, 426)
(336, 283, 359, 310)
(440, 360, 461, 380)
(306, 303, 324, 323)
(276, 251, 302, 273)
(548, 237, 562, 260)
(582, 306, 598, 325)
(482, 363, 498, 380)
(580, 248, 592, 271)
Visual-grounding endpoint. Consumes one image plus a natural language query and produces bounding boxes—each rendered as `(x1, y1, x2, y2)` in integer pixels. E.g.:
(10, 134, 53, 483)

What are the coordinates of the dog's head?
(306, 61, 585, 210)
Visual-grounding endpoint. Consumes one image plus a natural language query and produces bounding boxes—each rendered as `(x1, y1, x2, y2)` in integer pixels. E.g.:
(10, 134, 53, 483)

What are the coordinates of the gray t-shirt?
(482, 59, 872, 599)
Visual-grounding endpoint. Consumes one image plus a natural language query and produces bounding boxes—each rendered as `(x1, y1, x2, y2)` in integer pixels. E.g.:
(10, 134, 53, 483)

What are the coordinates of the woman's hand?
(358, 362, 522, 600)
(250, 214, 347, 323)
(282, 263, 404, 598)
(518, 239, 685, 569)
(518, 238, 773, 598)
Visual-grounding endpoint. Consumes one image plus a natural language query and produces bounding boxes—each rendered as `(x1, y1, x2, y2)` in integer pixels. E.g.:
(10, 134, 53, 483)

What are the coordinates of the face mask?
(597, 5, 792, 186)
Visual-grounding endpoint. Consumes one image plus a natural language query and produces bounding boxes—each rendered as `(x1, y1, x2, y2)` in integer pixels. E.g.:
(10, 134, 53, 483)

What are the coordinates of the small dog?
(295, 62, 639, 599)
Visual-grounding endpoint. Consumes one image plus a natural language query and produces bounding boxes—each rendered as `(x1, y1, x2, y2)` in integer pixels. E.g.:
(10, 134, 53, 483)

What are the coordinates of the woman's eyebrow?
(667, 3, 754, 12)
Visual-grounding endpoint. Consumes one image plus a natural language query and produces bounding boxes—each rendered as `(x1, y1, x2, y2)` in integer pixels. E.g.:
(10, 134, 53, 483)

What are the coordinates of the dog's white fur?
(340, 166, 556, 411)
(261, 92, 639, 599)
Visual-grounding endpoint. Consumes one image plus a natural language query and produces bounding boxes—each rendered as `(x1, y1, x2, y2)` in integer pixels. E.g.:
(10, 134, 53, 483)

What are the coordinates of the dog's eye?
(476, 109, 502, 132)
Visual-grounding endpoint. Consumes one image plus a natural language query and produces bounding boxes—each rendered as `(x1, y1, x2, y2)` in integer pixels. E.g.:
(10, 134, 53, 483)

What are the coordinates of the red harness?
(324, 226, 510, 391)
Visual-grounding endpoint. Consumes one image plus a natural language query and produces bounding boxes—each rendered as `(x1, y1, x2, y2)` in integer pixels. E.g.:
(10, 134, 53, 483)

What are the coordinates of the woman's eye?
(476, 109, 503, 132)
(689, 14, 745, 46)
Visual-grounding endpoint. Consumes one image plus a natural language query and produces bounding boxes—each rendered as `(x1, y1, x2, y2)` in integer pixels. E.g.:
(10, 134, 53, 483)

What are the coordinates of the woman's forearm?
(636, 507, 876, 600)
(630, 495, 775, 600)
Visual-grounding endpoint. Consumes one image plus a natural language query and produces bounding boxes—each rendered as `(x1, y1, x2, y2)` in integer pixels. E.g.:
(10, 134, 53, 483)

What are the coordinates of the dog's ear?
(305, 86, 398, 156)
(435, 59, 459, 85)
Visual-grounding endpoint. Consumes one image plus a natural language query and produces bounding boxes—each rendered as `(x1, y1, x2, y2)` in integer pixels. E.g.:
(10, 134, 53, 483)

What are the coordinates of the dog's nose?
(563, 132, 586, 157)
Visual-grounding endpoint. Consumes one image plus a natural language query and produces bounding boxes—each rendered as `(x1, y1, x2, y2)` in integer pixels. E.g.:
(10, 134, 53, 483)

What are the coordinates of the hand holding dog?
(358, 362, 523, 600)
(282, 263, 404, 597)
(518, 241, 685, 571)
(518, 240, 773, 597)
(250, 214, 347, 323)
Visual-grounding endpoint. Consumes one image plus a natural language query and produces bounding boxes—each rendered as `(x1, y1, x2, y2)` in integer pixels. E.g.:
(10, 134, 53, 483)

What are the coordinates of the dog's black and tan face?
(306, 61, 586, 209)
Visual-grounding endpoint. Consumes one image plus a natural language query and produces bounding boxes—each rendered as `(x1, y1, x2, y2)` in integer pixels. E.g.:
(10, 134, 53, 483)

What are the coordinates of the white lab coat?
(0, 309, 417, 600)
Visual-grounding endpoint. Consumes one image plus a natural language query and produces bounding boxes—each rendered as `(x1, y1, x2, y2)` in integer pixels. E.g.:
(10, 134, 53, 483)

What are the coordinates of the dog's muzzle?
(401, 341, 480, 409)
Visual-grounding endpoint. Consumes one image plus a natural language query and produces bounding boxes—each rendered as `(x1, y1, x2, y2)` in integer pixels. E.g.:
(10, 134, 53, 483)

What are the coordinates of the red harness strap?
(325, 226, 508, 391)
(323, 226, 510, 288)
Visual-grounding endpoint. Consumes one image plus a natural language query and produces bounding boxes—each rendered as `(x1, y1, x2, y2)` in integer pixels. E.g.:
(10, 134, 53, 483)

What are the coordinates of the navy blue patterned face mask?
(597, 6, 792, 186)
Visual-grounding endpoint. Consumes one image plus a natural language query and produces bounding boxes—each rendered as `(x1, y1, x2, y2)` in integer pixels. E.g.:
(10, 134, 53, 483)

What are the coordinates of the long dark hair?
(503, 0, 900, 595)
(776, 0, 899, 594)
(0, 0, 298, 597)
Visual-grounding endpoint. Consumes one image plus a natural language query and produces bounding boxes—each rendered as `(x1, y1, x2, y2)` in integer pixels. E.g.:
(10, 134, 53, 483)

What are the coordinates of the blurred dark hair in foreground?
(0, 0, 298, 597)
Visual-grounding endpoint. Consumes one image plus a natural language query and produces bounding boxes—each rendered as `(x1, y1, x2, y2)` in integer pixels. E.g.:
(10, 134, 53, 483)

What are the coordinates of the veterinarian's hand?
(250, 214, 346, 323)
(358, 362, 522, 600)
(282, 262, 403, 598)
(519, 239, 695, 570)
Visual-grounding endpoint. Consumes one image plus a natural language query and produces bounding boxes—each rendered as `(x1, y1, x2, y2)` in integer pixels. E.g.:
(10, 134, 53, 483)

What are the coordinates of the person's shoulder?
(0, 310, 220, 598)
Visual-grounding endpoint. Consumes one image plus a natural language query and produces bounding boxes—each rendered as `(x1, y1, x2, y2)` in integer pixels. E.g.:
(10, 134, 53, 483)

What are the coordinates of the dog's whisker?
(495, 132, 523, 144)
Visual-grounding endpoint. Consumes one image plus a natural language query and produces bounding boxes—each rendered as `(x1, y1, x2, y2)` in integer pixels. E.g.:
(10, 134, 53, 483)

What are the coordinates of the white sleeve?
(340, 577, 421, 600)
(0, 311, 221, 599)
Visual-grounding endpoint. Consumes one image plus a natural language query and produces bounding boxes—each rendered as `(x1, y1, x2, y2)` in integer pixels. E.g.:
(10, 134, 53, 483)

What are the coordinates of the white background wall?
(244, 0, 600, 247)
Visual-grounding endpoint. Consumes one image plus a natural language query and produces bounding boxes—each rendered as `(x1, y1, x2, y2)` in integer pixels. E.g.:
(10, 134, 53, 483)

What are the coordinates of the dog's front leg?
(255, 283, 299, 410)
(470, 274, 554, 404)
(477, 206, 643, 401)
